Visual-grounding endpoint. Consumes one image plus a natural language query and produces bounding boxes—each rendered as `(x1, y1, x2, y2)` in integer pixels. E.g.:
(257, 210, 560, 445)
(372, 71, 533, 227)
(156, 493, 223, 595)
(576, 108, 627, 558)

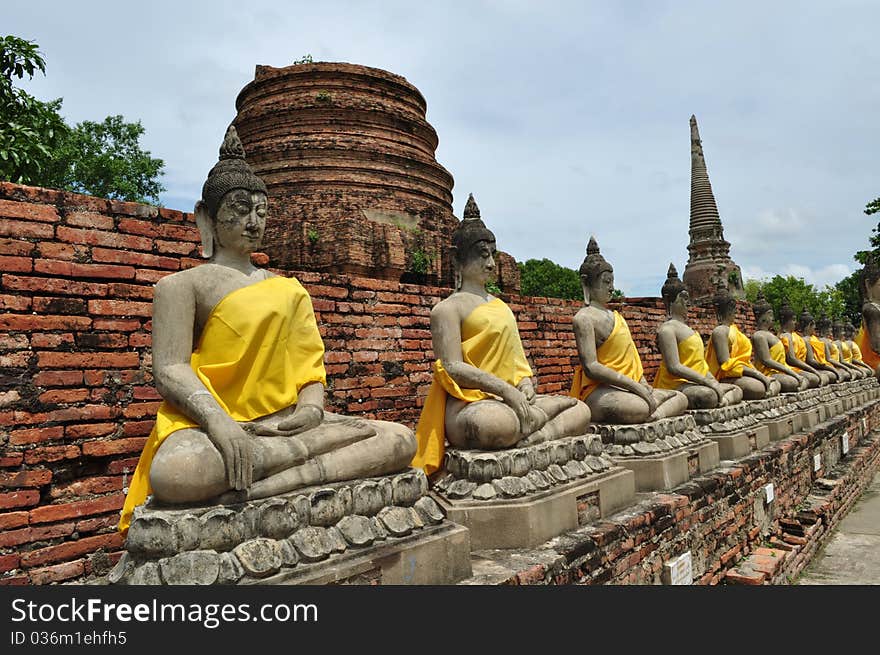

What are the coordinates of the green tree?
(47, 115, 165, 204)
(745, 275, 850, 324)
(518, 258, 582, 300)
(0, 35, 68, 184)
(855, 196, 880, 264)
(834, 272, 861, 325)
(0, 36, 164, 204)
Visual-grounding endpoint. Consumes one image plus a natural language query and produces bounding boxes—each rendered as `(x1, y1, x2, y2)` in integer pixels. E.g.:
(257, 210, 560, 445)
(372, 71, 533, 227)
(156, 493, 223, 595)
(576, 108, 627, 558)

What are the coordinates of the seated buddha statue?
(750, 292, 807, 393)
(857, 257, 880, 378)
(410, 195, 591, 476)
(799, 310, 839, 385)
(570, 244, 687, 423)
(119, 126, 417, 532)
(817, 315, 859, 380)
(843, 320, 874, 376)
(653, 264, 742, 409)
(778, 301, 822, 388)
(706, 286, 780, 399)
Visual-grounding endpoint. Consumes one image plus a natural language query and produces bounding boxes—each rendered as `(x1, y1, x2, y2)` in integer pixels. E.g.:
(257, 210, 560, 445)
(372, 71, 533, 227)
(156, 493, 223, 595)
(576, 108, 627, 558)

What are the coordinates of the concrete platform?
(688, 440, 720, 473)
(706, 432, 750, 460)
(611, 450, 689, 492)
(433, 467, 635, 550)
(251, 522, 473, 585)
(767, 415, 796, 441)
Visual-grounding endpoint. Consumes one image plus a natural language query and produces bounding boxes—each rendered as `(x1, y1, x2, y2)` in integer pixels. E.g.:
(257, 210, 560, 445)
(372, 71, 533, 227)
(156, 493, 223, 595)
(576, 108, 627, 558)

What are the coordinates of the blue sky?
(6, 1, 879, 295)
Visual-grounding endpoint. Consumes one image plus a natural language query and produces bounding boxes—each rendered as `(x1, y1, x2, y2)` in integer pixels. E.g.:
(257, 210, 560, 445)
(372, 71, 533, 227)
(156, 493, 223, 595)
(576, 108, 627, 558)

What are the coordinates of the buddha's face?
(845, 325, 855, 339)
(868, 276, 880, 301)
(804, 321, 815, 336)
(671, 289, 690, 315)
(758, 309, 773, 327)
(213, 189, 268, 253)
(460, 240, 496, 285)
(589, 269, 615, 304)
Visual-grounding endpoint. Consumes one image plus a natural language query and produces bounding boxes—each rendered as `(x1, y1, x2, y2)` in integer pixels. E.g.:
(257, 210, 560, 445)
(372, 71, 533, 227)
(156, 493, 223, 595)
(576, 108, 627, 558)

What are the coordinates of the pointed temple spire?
(682, 115, 744, 303)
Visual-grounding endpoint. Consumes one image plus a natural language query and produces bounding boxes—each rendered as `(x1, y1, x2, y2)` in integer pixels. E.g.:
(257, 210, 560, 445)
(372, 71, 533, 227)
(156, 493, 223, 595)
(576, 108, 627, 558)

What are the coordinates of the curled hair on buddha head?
(797, 308, 815, 332)
(579, 236, 613, 286)
(752, 291, 772, 322)
(859, 254, 880, 303)
(450, 193, 496, 289)
(660, 263, 686, 308)
(200, 125, 268, 219)
(712, 283, 737, 319)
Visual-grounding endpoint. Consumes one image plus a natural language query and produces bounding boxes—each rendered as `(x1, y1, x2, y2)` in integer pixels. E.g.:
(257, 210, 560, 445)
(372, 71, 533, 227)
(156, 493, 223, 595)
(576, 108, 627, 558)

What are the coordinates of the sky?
(6, 1, 879, 296)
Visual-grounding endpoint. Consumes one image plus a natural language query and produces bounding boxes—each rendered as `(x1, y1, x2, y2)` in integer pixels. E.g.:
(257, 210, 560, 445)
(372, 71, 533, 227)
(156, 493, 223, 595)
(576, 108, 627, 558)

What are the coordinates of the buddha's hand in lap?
(247, 405, 325, 437)
(502, 386, 544, 435)
(209, 420, 254, 491)
(517, 378, 536, 402)
(638, 382, 658, 416)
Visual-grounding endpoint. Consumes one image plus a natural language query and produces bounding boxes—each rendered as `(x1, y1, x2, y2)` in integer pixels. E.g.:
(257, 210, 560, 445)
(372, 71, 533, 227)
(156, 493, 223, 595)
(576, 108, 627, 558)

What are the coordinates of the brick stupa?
(682, 115, 744, 303)
(233, 61, 518, 290)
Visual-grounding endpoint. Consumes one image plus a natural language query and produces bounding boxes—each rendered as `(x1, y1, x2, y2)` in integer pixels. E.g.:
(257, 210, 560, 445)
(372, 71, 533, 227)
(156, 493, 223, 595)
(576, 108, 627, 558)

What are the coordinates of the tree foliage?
(0, 35, 68, 184)
(744, 275, 850, 325)
(0, 35, 164, 204)
(518, 258, 582, 300)
(46, 115, 165, 204)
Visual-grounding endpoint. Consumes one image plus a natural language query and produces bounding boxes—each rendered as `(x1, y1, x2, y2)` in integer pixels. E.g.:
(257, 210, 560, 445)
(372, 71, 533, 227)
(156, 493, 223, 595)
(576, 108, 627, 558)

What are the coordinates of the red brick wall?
(0, 182, 756, 584)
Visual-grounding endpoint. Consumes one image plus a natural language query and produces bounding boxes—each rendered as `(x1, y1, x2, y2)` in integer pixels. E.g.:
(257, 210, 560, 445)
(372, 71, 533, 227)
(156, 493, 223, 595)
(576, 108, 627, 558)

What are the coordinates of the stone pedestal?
(707, 432, 751, 460)
(431, 434, 635, 550)
(109, 469, 472, 585)
(688, 439, 720, 474)
(615, 451, 689, 492)
(766, 416, 795, 441)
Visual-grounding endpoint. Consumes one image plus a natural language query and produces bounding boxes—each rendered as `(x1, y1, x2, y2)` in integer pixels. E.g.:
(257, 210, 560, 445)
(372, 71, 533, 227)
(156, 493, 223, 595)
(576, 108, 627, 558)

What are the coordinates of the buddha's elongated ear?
(194, 200, 214, 259)
(581, 275, 590, 305)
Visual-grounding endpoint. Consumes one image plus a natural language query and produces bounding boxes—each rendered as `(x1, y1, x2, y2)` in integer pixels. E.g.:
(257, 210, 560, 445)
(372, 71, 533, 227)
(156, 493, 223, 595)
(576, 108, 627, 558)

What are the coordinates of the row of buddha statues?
(118, 126, 880, 533)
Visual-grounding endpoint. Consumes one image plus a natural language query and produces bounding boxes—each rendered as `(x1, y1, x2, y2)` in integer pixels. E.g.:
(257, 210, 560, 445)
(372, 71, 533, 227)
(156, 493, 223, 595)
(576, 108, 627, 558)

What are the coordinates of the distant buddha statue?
(844, 320, 874, 376)
(833, 319, 867, 379)
(799, 309, 839, 385)
(778, 301, 822, 388)
(570, 244, 687, 423)
(857, 257, 880, 378)
(653, 264, 742, 409)
(705, 286, 780, 399)
(750, 292, 807, 392)
(816, 315, 856, 380)
(119, 126, 416, 532)
(411, 195, 591, 476)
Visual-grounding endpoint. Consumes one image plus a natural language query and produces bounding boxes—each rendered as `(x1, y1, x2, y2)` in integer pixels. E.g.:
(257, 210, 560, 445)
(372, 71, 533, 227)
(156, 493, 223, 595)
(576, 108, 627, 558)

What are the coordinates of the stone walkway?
(795, 469, 880, 585)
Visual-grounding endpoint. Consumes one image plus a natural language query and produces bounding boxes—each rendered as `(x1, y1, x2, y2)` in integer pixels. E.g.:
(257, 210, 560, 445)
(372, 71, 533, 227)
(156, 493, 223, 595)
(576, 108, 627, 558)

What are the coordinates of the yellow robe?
(118, 276, 327, 533)
(840, 341, 852, 363)
(411, 298, 533, 476)
(706, 323, 754, 379)
(756, 339, 789, 377)
(810, 335, 828, 365)
(857, 324, 880, 370)
(828, 342, 840, 362)
(653, 332, 709, 389)
(792, 332, 810, 371)
(571, 310, 644, 400)
(780, 335, 801, 373)
(850, 340, 864, 363)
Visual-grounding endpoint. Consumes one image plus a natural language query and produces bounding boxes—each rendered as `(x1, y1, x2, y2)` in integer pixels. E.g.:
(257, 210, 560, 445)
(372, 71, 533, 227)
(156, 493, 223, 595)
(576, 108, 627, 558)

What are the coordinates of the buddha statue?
(119, 126, 417, 532)
(799, 309, 839, 384)
(705, 286, 780, 399)
(778, 301, 822, 388)
(411, 195, 591, 476)
(816, 315, 855, 380)
(857, 257, 880, 377)
(653, 264, 742, 409)
(750, 292, 807, 392)
(569, 250, 687, 423)
(844, 320, 874, 376)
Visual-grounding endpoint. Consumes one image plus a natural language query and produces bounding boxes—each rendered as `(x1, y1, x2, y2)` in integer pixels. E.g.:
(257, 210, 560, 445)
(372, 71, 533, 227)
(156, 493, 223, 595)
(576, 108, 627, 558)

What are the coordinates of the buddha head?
(844, 321, 857, 340)
(779, 301, 796, 331)
(816, 314, 832, 339)
(712, 284, 737, 324)
(798, 308, 816, 335)
(451, 194, 496, 291)
(660, 263, 688, 316)
(752, 291, 773, 329)
(860, 255, 880, 304)
(195, 125, 269, 258)
(579, 237, 615, 305)
(832, 320, 845, 340)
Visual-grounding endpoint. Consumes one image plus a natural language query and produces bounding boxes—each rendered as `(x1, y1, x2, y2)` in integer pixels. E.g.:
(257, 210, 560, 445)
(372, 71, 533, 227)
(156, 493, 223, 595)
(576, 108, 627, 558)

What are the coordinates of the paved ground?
(796, 470, 880, 584)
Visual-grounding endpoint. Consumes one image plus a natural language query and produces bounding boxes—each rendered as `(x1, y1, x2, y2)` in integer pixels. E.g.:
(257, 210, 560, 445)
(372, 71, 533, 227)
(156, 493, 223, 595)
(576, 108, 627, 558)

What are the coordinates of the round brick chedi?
(233, 61, 460, 285)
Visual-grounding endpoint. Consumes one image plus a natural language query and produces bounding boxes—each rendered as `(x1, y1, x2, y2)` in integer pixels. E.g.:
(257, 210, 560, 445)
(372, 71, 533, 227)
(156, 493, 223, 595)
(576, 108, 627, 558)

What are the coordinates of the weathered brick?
(66, 210, 115, 230)
(0, 454, 24, 467)
(0, 553, 20, 573)
(29, 494, 124, 524)
(0, 294, 31, 311)
(0, 314, 92, 331)
(0, 255, 32, 272)
(56, 225, 152, 251)
(0, 198, 59, 222)
(0, 237, 33, 256)
(0, 511, 29, 530)
(65, 423, 116, 439)
(24, 445, 81, 465)
(29, 560, 85, 585)
(9, 426, 65, 446)
(34, 259, 135, 280)
(82, 438, 147, 457)
(87, 299, 152, 317)
(33, 370, 84, 387)
(20, 532, 125, 568)
(37, 351, 139, 369)
(50, 475, 120, 499)
(1, 274, 108, 297)
(93, 248, 179, 271)
(0, 522, 75, 548)
(0, 469, 52, 488)
(0, 490, 40, 509)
